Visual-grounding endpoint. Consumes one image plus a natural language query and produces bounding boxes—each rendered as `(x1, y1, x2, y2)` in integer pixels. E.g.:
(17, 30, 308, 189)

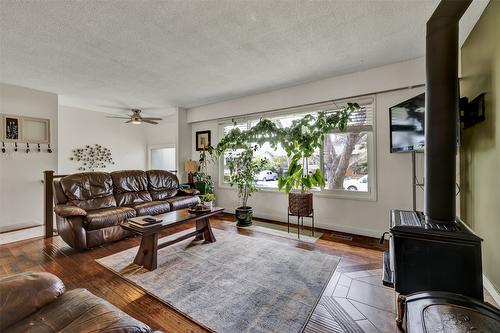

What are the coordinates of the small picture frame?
(4, 116, 21, 142)
(195, 130, 211, 151)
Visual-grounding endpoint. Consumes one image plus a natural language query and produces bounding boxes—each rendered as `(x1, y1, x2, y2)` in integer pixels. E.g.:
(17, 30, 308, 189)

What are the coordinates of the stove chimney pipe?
(424, 0, 471, 223)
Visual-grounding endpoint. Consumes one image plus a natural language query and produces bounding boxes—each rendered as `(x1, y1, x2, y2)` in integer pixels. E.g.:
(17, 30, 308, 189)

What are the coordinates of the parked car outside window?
(343, 175, 368, 191)
(254, 170, 278, 181)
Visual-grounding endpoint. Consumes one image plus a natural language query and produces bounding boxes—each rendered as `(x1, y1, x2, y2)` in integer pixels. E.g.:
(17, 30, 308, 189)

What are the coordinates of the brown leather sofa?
(53, 170, 200, 250)
(0, 272, 161, 333)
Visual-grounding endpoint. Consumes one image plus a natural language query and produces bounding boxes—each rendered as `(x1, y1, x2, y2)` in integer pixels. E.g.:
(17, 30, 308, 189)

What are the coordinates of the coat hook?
(47, 144, 52, 153)
(26, 143, 30, 153)
(14, 142, 18, 152)
(1, 142, 5, 153)
(37, 144, 41, 152)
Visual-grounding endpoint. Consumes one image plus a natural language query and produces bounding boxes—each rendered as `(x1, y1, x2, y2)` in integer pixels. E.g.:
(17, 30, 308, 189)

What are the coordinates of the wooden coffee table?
(121, 207, 224, 271)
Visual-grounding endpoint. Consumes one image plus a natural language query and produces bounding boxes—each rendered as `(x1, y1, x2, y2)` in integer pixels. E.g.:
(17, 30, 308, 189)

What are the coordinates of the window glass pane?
(323, 132, 368, 192)
(220, 100, 373, 194)
(151, 147, 176, 171)
(253, 142, 286, 188)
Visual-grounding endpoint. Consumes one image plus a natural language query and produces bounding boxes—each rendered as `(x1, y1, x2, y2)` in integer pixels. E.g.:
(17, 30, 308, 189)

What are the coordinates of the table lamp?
(184, 160, 197, 184)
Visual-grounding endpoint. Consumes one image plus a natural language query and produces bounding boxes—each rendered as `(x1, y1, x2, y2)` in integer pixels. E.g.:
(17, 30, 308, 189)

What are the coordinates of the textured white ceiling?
(0, 0, 488, 115)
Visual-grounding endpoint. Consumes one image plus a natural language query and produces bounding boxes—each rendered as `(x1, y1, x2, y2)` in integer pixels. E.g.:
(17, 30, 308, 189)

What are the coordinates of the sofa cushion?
(111, 170, 152, 206)
(59, 172, 117, 210)
(84, 206, 136, 230)
(6, 288, 153, 333)
(0, 272, 65, 331)
(166, 196, 200, 211)
(146, 170, 179, 200)
(131, 201, 170, 216)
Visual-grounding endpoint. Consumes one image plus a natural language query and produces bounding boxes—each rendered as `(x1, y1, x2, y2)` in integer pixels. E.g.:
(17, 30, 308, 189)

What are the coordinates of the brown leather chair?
(0, 272, 161, 333)
(53, 170, 200, 250)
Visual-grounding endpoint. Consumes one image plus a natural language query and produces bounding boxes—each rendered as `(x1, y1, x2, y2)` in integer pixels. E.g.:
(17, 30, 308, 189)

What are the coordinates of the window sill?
(217, 184, 377, 201)
(314, 189, 377, 202)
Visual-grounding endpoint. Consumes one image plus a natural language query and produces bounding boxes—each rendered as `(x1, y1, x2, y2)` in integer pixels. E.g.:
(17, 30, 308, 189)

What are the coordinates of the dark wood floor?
(1, 216, 495, 332)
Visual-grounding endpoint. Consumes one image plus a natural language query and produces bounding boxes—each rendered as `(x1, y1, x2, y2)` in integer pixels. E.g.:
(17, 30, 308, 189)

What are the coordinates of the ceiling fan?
(106, 109, 162, 125)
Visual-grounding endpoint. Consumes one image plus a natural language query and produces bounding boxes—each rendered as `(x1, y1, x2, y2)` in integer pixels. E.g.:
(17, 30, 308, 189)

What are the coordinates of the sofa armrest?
(54, 204, 87, 217)
(178, 188, 200, 196)
(0, 272, 65, 330)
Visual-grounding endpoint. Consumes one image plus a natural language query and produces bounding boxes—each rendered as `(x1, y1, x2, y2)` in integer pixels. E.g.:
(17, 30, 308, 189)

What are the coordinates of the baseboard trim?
(0, 222, 42, 234)
(483, 274, 500, 306)
(248, 210, 383, 238)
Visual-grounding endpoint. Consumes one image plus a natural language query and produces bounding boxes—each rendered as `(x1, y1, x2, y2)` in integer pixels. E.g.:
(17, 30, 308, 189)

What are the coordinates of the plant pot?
(203, 201, 214, 208)
(288, 191, 313, 216)
(194, 181, 208, 195)
(235, 206, 253, 227)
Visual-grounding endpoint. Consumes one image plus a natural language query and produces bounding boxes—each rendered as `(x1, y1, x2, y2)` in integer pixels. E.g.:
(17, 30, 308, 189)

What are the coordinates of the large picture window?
(219, 97, 376, 199)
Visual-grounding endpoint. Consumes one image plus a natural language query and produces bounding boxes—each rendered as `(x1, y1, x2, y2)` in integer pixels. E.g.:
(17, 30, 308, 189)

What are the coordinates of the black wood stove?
(383, 210, 483, 300)
(382, 1, 490, 328)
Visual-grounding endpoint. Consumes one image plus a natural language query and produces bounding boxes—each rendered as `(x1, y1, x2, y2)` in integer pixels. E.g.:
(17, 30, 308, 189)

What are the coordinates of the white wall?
(188, 58, 425, 123)
(58, 106, 148, 174)
(0, 83, 58, 229)
(188, 58, 426, 237)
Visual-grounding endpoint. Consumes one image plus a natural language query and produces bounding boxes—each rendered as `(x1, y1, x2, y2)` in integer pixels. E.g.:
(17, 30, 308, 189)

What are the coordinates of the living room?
(1, 1, 499, 332)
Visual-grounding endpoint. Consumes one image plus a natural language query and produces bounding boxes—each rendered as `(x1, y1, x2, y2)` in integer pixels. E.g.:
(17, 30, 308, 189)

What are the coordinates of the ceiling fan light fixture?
(131, 119, 142, 124)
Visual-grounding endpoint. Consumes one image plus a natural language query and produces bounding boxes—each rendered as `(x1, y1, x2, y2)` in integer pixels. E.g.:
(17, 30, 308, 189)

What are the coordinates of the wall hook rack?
(26, 143, 30, 153)
(47, 144, 52, 153)
(37, 144, 41, 152)
(14, 142, 18, 152)
(1, 142, 5, 153)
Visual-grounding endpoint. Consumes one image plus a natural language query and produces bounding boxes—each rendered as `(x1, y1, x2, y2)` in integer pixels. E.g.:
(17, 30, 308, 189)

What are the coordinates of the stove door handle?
(379, 232, 389, 244)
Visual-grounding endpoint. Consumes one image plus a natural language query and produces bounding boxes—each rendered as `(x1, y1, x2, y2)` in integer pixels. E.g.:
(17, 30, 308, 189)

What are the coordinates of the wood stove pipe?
(424, 0, 471, 223)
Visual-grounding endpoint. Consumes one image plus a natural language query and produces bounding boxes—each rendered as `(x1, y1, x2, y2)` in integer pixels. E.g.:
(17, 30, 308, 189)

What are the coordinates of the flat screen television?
(389, 93, 425, 153)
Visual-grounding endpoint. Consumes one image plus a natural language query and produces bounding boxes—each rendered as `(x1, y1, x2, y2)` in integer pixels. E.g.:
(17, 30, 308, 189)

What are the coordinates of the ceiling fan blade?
(139, 107, 163, 111)
(125, 120, 133, 123)
(142, 117, 163, 121)
(142, 119, 158, 125)
(106, 116, 131, 119)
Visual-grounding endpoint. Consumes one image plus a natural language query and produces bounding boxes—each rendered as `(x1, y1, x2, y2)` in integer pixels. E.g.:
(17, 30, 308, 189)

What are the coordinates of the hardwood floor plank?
(0, 217, 387, 333)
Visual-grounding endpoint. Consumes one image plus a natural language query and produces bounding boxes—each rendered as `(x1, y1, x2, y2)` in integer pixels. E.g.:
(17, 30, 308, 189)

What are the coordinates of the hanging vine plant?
(70, 144, 114, 171)
(210, 102, 360, 225)
(214, 103, 359, 192)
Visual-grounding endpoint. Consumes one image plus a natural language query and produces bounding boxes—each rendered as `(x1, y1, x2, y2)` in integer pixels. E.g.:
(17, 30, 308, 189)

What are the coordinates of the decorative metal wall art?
(70, 144, 114, 171)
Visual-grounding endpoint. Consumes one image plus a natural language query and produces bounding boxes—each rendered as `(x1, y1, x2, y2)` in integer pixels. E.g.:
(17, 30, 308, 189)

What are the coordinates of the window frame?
(147, 143, 177, 172)
(217, 96, 377, 201)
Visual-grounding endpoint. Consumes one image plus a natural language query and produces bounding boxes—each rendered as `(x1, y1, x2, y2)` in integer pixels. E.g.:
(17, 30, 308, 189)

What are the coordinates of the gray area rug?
(97, 228, 340, 333)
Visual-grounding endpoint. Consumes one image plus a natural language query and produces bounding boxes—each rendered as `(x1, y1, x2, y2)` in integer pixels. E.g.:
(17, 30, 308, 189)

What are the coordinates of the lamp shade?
(184, 160, 197, 173)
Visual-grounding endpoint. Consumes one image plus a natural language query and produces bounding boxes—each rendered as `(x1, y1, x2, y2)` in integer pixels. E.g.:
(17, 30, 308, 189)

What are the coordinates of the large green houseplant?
(276, 104, 359, 215)
(224, 148, 267, 226)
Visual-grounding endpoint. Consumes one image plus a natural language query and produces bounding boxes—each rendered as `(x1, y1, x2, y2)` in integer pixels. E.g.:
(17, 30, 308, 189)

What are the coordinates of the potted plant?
(224, 148, 267, 226)
(201, 193, 216, 208)
(277, 104, 358, 214)
(193, 148, 215, 195)
(193, 172, 214, 195)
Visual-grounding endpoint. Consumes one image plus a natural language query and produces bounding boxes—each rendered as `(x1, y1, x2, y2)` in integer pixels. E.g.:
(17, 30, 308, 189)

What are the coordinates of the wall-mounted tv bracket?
(460, 93, 486, 129)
